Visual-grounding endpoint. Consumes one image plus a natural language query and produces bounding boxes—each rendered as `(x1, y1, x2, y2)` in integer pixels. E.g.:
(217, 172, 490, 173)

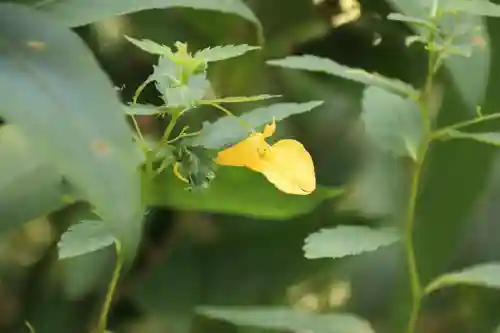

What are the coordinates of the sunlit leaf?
(0, 4, 143, 262)
(124, 35, 173, 56)
(58, 220, 116, 259)
(146, 167, 342, 220)
(196, 306, 375, 333)
(267, 55, 417, 97)
(304, 226, 400, 259)
(201, 94, 280, 104)
(184, 101, 323, 149)
(362, 86, 424, 160)
(425, 263, 500, 294)
(195, 44, 260, 62)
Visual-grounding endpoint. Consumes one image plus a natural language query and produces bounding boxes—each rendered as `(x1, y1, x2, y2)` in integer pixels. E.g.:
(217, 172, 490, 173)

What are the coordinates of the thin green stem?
(97, 242, 123, 333)
(432, 112, 500, 140)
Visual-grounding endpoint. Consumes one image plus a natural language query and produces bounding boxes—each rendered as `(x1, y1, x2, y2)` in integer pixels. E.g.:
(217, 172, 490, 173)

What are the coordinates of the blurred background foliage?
(3, 0, 500, 333)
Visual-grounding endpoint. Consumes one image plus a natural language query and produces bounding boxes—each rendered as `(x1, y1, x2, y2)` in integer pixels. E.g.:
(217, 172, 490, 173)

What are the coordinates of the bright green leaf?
(146, 167, 342, 220)
(200, 94, 281, 104)
(361, 86, 424, 160)
(267, 55, 417, 97)
(195, 44, 260, 62)
(440, 130, 500, 146)
(124, 104, 161, 116)
(196, 306, 375, 333)
(30, 0, 261, 34)
(425, 263, 500, 294)
(184, 101, 323, 149)
(58, 220, 116, 259)
(304, 226, 400, 259)
(124, 35, 173, 56)
(0, 4, 143, 262)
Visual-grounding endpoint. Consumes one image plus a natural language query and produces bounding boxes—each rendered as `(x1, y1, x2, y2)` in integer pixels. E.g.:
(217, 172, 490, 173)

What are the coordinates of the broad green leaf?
(146, 167, 342, 220)
(196, 306, 375, 333)
(386, 0, 490, 113)
(184, 101, 323, 149)
(441, 0, 500, 17)
(440, 130, 500, 146)
(30, 0, 261, 35)
(0, 4, 143, 262)
(303, 226, 400, 259)
(267, 55, 417, 97)
(361, 86, 424, 160)
(200, 94, 280, 104)
(425, 263, 500, 294)
(164, 74, 211, 108)
(124, 104, 161, 116)
(124, 35, 173, 56)
(195, 45, 260, 62)
(0, 125, 78, 234)
(58, 220, 116, 259)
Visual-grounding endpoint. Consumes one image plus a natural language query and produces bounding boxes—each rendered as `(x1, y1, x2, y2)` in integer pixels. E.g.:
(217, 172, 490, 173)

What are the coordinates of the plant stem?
(432, 112, 500, 140)
(97, 242, 123, 333)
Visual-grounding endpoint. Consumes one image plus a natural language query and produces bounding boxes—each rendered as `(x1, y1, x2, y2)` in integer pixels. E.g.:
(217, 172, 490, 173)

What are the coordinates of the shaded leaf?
(146, 167, 342, 220)
(425, 263, 500, 294)
(304, 226, 400, 259)
(31, 0, 261, 34)
(196, 306, 375, 333)
(440, 130, 500, 146)
(184, 101, 323, 149)
(201, 94, 280, 104)
(361, 86, 424, 160)
(195, 44, 260, 62)
(58, 220, 116, 259)
(0, 125, 77, 234)
(0, 4, 143, 262)
(267, 55, 417, 97)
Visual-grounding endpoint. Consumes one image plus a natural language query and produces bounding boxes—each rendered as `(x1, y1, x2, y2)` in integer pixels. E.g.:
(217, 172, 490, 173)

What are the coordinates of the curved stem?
(97, 241, 123, 333)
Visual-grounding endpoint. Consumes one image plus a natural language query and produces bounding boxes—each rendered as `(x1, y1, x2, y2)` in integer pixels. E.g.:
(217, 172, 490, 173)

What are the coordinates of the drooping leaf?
(146, 167, 342, 220)
(0, 125, 78, 234)
(58, 220, 116, 259)
(30, 0, 261, 35)
(184, 101, 323, 149)
(425, 263, 500, 294)
(439, 130, 500, 146)
(195, 45, 260, 62)
(303, 226, 400, 259)
(267, 55, 417, 97)
(361, 86, 424, 160)
(200, 94, 281, 104)
(0, 4, 143, 262)
(196, 306, 375, 333)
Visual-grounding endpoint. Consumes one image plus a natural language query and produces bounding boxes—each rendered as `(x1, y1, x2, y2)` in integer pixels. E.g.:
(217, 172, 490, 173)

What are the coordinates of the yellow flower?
(216, 119, 316, 195)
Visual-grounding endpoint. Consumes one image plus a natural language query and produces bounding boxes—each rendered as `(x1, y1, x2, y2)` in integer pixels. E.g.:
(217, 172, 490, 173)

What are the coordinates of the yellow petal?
(262, 118, 276, 138)
(216, 133, 269, 172)
(259, 139, 316, 195)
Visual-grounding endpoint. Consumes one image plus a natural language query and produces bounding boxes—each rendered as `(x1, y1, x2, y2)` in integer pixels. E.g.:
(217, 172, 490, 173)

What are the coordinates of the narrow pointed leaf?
(195, 45, 260, 62)
(196, 306, 375, 333)
(304, 226, 400, 259)
(124, 104, 161, 116)
(425, 263, 500, 294)
(184, 101, 323, 149)
(58, 220, 116, 259)
(267, 55, 417, 97)
(124, 36, 173, 56)
(200, 94, 280, 104)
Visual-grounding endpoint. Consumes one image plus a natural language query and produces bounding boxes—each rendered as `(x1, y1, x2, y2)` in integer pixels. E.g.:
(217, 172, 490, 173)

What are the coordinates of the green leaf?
(124, 35, 173, 56)
(425, 263, 500, 294)
(30, 0, 261, 34)
(194, 45, 260, 62)
(146, 167, 342, 220)
(386, 13, 436, 30)
(165, 74, 211, 107)
(0, 4, 143, 262)
(0, 125, 78, 234)
(201, 94, 281, 104)
(124, 104, 161, 116)
(184, 101, 323, 149)
(58, 220, 116, 259)
(267, 55, 417, 97)
(303, 226, 400, 259)
(440, 130, 500, 146)
(361, 86, 424, 160)
(441, 0, 500, 17)
(196, 306, 375, 333)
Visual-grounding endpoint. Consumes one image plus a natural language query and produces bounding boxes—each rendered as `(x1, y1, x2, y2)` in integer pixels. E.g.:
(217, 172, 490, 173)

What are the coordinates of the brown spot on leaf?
(26, 40, 46, 50)
(92, 140, 109, 155)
